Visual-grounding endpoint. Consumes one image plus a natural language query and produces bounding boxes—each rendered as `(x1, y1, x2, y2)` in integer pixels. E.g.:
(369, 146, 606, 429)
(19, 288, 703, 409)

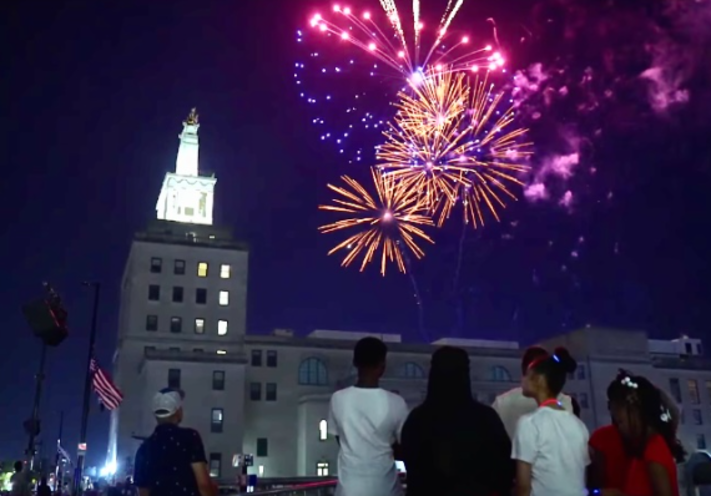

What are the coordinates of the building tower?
(108, 110, 249, 480)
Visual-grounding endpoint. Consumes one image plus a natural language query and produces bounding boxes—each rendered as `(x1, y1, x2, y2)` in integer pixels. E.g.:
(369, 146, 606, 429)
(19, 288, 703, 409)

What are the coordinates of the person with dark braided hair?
(588, 370, 685, 496)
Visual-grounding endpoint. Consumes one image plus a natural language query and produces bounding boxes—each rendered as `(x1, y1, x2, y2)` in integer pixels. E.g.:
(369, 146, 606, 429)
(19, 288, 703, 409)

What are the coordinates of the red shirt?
(590, 425, 679, 496)
(624, 434, 679, 496)
(589, 425, 628, 489)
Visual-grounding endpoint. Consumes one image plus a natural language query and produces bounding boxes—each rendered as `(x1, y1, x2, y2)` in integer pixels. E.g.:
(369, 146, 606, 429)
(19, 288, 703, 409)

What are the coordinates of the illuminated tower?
(108, 110, 248, 479)
(156, 108, 217, 225)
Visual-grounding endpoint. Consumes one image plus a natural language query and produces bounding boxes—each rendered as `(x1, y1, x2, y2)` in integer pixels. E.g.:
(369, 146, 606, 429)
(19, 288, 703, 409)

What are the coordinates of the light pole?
(73, 282, 100, 496)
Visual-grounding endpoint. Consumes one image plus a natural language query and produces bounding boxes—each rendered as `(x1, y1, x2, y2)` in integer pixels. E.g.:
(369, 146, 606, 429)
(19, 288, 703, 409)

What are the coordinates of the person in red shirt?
(588, 370, 686, 496)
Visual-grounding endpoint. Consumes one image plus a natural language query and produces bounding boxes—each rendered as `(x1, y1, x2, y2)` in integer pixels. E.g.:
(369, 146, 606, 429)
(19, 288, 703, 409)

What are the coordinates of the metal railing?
(241, 479, 337, 495)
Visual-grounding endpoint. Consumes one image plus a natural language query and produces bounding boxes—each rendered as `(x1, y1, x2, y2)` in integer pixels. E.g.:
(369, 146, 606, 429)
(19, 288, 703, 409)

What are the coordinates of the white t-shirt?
(512, 407, 590, 496)
(328, 386, 409, 496)
(492, 386, 574, 439)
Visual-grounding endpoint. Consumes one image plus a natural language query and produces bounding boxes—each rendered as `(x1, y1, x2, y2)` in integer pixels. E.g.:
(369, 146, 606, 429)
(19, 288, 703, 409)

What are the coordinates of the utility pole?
(26, 342, 48, 470)
(73, 282, 100, 496)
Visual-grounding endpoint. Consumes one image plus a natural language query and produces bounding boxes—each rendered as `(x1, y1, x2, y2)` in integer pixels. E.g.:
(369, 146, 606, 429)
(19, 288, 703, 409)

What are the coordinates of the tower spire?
(175, 108, 200, 176)
(156, 108, 217, 225)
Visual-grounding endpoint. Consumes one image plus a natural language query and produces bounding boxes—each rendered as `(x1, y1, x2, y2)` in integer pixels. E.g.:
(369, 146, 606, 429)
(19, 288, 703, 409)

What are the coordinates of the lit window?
(211, 408, 224, 433)
(209, 453, 221, 478)
(316, 462, 329, 477)
(220, 264, 231, 279)
(219, 290, 230, 306)
(194, 318, 205, 334)
(198, 262, 208, 277)
(218, 320, 228, 336)
(216, 350, 227, 355)
(319, 420, 328, 441)
(258, 466, 264, 477)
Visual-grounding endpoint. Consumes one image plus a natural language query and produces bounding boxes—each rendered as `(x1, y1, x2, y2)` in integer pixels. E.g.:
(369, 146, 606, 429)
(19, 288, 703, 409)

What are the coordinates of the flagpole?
(73, 282, 100, 496)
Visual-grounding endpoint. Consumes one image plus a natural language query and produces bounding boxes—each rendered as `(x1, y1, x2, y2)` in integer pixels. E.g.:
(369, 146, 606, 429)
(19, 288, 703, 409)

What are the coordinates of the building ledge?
(144, 349, 248, 364)
(135, 220, 248, 251)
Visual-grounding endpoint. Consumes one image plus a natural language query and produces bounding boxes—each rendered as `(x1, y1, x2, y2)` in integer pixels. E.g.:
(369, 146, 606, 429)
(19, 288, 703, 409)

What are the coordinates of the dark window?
(685, 342, 693, 354)
(298, 358, 328, 385)
(213, 371, 225, 391)
(577, 365, 586, 380)
(401, 362, 425, 378)
(150, 257, 162, 273)
(168, 369, 181, 389)
(579, 392, 589, 408)
(170, 317, 182, 334)
(211, 408, 224, 433)
(266, 383, 277, 401)
(174, 259, 186, 275)
(693, 409, 703, 425)
(266, 350, 278, 367)
(256, 438, 268, 457)
(146, 315, 158, 331)
(196, 288, 207, 305)
(250, 382, 261, 401)
(688, 379, 700, 404)
(144, 346, 155, 353)
(251, 350, 262, 367)
(148, 285, 160, 301)
(669, 378, 682, 403)
(194, 348, 204, 353)
(169, 347, 180, 352)
(208, 453, 221, 478)
(172, 286, 184, 303)
(698, 434, 707, 450)
(488, 366, 512, 382)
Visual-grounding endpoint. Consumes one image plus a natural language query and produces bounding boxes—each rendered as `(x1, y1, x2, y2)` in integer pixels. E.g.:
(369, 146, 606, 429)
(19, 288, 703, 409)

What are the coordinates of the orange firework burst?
(377, 70, 533, 227)
(318, 167, 434, 275)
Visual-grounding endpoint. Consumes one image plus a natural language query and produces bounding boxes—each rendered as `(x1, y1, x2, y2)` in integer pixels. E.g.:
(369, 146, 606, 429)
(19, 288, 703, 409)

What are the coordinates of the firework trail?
(318, 167, 435, 275)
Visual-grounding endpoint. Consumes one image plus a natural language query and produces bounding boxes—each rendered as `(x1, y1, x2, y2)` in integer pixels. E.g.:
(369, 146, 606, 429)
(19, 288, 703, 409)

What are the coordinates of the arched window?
(318, 419, 328, 441)
(488, 365, 512, 382)
(400, 362, 425, 379)
(298, 357, 328, 385)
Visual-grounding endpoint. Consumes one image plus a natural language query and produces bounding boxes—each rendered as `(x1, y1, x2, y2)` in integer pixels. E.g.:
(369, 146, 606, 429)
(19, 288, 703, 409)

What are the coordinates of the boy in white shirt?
(492, 346, 574, 439)
(328, 337, 409, 496)
(512, 348, 590, 496)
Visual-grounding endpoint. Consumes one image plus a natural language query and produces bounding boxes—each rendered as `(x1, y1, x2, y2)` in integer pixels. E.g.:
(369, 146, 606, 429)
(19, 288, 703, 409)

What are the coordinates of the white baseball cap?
(152, 388, 183, 418)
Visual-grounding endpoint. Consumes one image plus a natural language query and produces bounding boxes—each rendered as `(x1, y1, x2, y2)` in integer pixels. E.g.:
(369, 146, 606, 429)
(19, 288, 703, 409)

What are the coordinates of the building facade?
(108, 112, 711, 481)
(108, 110, 249, 480)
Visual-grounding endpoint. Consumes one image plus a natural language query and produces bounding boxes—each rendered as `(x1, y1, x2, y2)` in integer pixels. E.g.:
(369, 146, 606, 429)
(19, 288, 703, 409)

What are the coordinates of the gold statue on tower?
(185, 108, 199, 125)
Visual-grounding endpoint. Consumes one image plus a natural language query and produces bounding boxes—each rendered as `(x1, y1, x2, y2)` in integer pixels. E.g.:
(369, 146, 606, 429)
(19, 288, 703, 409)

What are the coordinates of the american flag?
(90, 356, 123, 410)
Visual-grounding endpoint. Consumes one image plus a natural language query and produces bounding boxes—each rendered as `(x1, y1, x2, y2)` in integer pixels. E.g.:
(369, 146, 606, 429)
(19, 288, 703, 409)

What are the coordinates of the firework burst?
(318, 167, 434, 275)
(309, 2, 504, 77)
(296, 1, 505, 162)
(377, 70, 533, 227)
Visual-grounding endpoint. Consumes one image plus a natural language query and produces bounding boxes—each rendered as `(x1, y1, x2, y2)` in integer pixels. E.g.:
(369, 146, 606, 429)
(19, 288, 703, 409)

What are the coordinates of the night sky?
(2, 0, 710, 465)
